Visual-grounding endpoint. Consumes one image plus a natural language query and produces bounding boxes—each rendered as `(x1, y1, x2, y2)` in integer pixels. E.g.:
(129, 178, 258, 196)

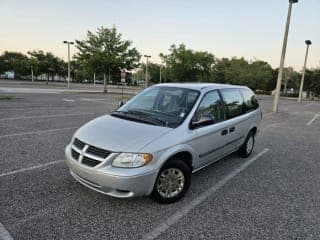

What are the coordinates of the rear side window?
(220, 89, 244, 119)
(241, 89, 259, 112)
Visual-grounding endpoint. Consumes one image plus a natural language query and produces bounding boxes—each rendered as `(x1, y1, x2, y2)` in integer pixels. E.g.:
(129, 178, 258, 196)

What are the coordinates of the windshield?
(113, 86, 200, 128)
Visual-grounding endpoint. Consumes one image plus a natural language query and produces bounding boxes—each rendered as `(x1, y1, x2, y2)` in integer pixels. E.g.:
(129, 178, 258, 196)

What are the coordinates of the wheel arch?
(157, 145, 196, 171)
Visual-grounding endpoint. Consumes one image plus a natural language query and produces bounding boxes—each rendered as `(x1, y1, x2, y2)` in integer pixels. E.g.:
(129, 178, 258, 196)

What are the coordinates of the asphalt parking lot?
(1, 88, 320, 239)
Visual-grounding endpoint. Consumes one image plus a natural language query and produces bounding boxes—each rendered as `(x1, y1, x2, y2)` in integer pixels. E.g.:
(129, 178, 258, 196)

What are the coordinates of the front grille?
(71, 149, 80, 160)
(87, 145, 110, 159)
(82, 156, 101, 167)
(71, 138, 112, 168)
(73, 138, 85, 149)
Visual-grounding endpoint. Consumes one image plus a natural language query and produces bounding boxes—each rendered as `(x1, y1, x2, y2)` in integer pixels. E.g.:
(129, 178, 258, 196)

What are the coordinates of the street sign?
(120, 71, 126, 84)
(120, 71, 126, 79)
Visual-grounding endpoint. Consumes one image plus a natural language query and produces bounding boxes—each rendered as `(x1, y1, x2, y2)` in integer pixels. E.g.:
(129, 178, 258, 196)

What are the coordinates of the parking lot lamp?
(144, 55, 151, 88)
(31, 65, 34, 82)
(298, 40, 312, 102)
(63, 41, 74, 89)
(159, 64, 163, 84)
(273, 0, 298, 112)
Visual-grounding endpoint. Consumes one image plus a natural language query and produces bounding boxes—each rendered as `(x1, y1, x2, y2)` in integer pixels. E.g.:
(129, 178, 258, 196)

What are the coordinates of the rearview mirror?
(190, 115, 215, 129)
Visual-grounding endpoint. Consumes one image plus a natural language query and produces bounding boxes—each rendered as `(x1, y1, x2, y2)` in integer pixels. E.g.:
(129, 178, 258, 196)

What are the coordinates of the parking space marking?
(80, 98, 116, 105)
(262, 112, 273, 117)
(307, 114, 319, 126)
(305, 102, 315, 107)
(62, 98, 75, 102)
(0, 160, 64, 178)
(0, 222, 13, 240)
(142, 148, 270, 240)
(0, 127, 77, 139)
(281, 101, 297, 105)
(0, 112, 100, 121)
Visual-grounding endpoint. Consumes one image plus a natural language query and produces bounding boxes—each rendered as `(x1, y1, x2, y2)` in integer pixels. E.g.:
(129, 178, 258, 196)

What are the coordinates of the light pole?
(273, 0, 298, 112)
(63, 40, 74, 88)
(159, 64, 163, 84)
(31, 65, 34, 82)
(144, 55, 151, 88)
(298, 40, 312, 102)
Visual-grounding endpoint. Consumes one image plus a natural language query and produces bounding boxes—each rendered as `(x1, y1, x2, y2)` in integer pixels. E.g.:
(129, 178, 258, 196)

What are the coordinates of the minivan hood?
(74, 115, 172, 152)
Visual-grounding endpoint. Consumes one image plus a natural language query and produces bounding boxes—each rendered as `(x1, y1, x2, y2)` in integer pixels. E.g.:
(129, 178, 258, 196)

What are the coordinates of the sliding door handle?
(221, 129, 228, 136)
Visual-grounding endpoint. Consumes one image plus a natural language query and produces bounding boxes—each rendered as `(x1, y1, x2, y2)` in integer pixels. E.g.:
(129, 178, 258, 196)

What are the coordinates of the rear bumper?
(65, 145, 158, 198)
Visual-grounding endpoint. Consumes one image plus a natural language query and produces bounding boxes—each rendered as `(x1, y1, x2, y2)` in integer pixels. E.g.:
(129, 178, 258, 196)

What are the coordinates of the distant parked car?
(65, 83, 261, 203)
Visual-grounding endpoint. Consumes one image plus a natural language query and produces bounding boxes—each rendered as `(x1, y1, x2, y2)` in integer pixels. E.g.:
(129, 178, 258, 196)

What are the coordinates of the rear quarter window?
(220, 88, 244, 119)
(241, 89, 259, 112)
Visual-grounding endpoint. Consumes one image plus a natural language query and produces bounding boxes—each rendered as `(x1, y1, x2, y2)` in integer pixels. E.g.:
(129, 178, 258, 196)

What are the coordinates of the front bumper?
(65, 145, 158, 198)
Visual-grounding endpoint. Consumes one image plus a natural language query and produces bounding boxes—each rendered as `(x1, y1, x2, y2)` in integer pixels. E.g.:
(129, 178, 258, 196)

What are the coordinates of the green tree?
(28, 50, 67, 84)
(304, 68, 320, 98)
(160, 44, 216, 82)
(135, 62, 162, 84)
(248, 60, 273, 90)
(213, 58, 273, 90)
(0, 51, 30, 78)
(75, 26, 141, 92)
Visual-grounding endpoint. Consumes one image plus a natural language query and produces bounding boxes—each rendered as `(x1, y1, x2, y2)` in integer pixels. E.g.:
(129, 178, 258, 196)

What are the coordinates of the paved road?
(0, 90, 319, 239)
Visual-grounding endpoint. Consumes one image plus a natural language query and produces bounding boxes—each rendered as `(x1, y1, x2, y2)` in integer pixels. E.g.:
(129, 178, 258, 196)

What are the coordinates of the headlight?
(112, 153, 153, 168)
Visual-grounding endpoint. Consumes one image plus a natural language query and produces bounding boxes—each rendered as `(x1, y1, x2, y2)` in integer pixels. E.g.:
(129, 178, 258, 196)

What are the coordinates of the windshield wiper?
(110, 110, 168, 127)
(127, 110, 169, 127)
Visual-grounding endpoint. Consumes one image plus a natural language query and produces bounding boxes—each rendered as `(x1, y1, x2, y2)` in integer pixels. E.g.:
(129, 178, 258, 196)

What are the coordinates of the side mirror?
(118, 101, 124, 107)
(190, 115, 215, 129)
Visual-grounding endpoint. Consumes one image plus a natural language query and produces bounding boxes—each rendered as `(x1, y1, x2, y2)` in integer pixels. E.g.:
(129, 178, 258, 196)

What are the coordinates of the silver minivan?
(65, 83, 261, 203)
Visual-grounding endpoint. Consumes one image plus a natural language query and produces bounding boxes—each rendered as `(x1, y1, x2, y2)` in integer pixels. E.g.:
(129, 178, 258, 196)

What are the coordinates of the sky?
(1, 0, 319, 71)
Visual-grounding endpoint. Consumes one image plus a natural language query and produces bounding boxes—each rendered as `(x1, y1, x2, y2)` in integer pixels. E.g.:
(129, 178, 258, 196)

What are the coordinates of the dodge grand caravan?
(65, 83, 261, 203)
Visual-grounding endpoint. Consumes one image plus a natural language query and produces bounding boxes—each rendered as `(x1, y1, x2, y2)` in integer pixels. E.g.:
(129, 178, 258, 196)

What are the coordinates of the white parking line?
(62, 98, 75, 102)
(0, 160, 64, 178)
(307, 114, 319, 126)
(80, 98, 116, 105)
(262, 112, 273, 117)
(281, 101, 296, 105)
(0, 112, 100, 121)
(0, 222, 13, 240)
(142, 148, 270, 240)
(305, 102, 315, 107)
(0, 127, 77, 139)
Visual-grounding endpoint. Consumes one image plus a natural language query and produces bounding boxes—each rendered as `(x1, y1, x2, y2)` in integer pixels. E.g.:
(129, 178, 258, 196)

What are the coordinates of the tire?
(238, 131, 255, 158)
(150, 159, 191, 204)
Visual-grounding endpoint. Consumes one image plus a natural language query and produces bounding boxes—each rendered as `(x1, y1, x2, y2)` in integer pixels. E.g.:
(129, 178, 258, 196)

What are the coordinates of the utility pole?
(272, 0, 298, 112)
(159, 64, 163, 84)
(63, 41, 74, 88)
(31, 65, 34, 82)
(298, 40, 312, 102)
(94, 72, 96, 86)
(144, 55, 151, 88)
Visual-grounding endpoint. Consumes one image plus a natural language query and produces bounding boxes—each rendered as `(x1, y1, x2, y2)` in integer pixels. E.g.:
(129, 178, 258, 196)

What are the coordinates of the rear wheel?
(238, 131, 255, 158)
(151, 159, 191, 204)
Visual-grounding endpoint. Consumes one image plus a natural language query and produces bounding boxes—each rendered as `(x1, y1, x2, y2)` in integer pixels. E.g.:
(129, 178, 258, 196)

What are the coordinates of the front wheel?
(150, 159, 191, 204)
(238, 131, 255, 158)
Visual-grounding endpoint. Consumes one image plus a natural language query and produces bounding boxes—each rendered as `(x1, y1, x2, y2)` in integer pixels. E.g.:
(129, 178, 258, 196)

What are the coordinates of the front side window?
(241, 89, 259, 112)
(193, 91, 225, 124)
(114, 86, 200, 128)
(220, 89, 244, 119)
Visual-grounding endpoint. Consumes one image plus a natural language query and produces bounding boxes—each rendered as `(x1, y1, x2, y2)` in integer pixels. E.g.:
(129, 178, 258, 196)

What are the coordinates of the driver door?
(189, 90, 230, 169)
